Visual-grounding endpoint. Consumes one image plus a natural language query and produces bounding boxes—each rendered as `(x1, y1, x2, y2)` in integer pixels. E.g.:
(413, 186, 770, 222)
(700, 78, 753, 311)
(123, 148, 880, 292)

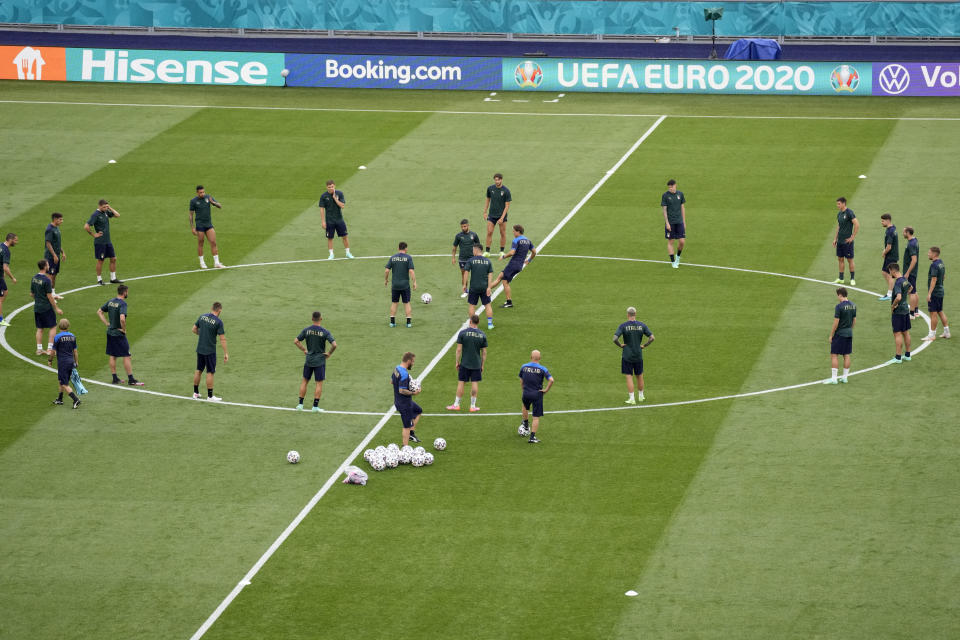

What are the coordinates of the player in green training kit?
(452, 219, 481, 298)
(0, 233, 18, 327)
(385, 242, 416, 328)
(924, 246, 950, 341)
(294, 311, 337, 412)
(31, 259, 63, 356)
(613, 306, 655, 403)
(44, 212, 65, 299)
(483, 173, 512, 258)
(192, 302, 228, 401)
(84, 199, 123, 285)
(825, 287, 856, 384)
(466, 244, 495, 330)
(832, 197, 859, 285)
(97, 284, 144, 386)
(319, 180, 354, 260)
(447, 314, 488, 412)
(878, 213, 898, 300)
(902, 226, 920, 318)
(661, 179, 686, 268)
(189, 185, 225, 269)
(887, 263, 912, 363)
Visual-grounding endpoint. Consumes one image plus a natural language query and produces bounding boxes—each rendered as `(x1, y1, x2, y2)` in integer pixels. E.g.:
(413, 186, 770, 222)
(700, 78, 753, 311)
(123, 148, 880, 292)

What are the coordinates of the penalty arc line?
(187, 115, 669, 638)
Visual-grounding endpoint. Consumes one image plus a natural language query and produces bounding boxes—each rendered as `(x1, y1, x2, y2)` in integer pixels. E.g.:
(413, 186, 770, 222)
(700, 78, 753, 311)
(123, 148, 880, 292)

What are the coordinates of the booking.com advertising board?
(3, 45, 960, 96)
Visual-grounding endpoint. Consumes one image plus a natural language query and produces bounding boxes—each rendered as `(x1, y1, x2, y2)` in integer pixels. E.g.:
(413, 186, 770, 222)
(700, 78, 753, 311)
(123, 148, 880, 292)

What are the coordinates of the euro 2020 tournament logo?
(514, 60, 543, 89)
(830, 65, 860, 93)
(878, 64, 910, 95)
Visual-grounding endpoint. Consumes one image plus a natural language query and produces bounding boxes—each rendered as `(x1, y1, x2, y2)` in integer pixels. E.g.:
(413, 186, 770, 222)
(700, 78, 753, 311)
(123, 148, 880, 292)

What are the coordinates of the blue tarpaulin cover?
(724, 38, 783, 60)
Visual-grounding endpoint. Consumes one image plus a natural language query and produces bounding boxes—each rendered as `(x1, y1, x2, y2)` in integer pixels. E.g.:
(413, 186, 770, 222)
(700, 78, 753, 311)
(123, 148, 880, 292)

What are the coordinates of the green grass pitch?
(1, 81, 959, 639)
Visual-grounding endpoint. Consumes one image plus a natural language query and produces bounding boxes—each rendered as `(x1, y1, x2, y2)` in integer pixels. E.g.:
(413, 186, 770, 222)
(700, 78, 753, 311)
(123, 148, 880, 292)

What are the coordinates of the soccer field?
(1, 81, 959, 639)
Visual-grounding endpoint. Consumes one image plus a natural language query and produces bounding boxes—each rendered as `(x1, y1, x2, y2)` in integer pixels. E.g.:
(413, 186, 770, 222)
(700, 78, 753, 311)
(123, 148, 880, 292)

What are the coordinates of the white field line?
(0, 252, 934, 418)
(183, 116, 670, 638)
(2, 99, 959, 122)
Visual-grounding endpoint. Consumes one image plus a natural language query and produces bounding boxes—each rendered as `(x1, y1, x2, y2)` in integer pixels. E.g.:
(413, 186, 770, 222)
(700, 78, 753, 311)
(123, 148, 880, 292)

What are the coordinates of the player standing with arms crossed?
(902, 226, 920, 318)
(452, 219, 480, 297)
(613, 306, 655, 403)
(824, 287, 856, 384)
(189, 185, 225, 269)
(294, 311, 337, 412)
(192, 302, 228, 401)
(84, 199, 123, 285)
(483, 173, 511, 258)
(0, 233, 18, 326)
(661, 179, 687, 269)
(96, 284, 144, 386)
(924, 247, 950, 340)
(43, 213, 65, 299)
(832, 197, 859, 285)
(319, 180, 353, 260)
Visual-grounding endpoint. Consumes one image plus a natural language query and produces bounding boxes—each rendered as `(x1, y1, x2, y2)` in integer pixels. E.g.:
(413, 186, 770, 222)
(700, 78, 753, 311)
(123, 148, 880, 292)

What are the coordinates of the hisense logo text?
(81, 50, 269, 85)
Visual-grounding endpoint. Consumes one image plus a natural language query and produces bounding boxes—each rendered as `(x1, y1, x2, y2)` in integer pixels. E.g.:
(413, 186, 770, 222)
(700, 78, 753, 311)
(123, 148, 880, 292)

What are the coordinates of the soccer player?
(189, 185, 225, 269)
(84, 199, 123, 285)
(294, 310, 337, 412)
(613, 306, 655, 403)
(825, 287, 856, 384)
(878, 213, 898, 300)
(518, 350, 554, 444)
(0, 232, 18, 327)
(491, 224, 536, 309)
(447, 314, 488, 412)
(319, 180, 353, 260)
(192, 302, 228, 401)
(52, 318, 81, 409)
(43, 212, 65, 298)
(924, 246, 950, 340)
(385, 241, 416, 328)
(482, 173, 512, 258)
(902, 226, 920, 318)
(832, 197, 859, 285)
(96, 284, 144, 386)
(452, 219, 480, 297)
(661, 179, 687, 268)
(392, 351, 422, 445)
(887, 263, 912, 363)
(466, 244, 495, 329)
(30, 260, 62, 356)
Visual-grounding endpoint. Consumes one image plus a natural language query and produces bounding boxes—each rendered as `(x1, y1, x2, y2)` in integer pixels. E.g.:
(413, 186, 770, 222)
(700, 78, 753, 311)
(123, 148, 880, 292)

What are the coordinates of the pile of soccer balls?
(363, 438, 446, 471)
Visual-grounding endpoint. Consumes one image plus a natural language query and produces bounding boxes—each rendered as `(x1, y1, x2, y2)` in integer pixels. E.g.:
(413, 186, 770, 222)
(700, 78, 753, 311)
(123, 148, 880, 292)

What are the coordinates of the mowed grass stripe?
(616, 119, 960, 639)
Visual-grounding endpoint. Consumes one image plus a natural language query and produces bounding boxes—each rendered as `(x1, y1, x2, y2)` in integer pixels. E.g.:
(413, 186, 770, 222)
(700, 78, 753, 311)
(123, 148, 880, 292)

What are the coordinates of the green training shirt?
(457, 327, 488, 370)
(386, 253, 414, 290)
(615, 320, 652, 362)
(660, 190, 686, 225)
(454, 230, 481, 261)
(466, 255, 493, 291)
(928, 259, 945, 297)
(836, 207, 856, 242)
(318, 190, 345, 223)
(892, 278, 911, 315)
(31, 273, 53, 313)
(297, 324, 334, 367)
(100, 297, 127, 337)
(195, 312, 224, 355)
(834, 300, 856, 338)
(44, 224, 62, 261)
(190, 196, 215, 228)
(87, 209, 114, 245)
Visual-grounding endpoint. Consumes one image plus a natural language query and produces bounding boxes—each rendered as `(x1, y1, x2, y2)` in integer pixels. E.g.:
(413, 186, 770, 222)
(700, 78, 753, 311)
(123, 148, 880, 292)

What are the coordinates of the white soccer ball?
(363, 448, 375, 462)
(433, 437, 447, 451)
(408, 378, 421, 393)
(421, 293, 432, 304)
(280, 68, 290, 78)
(401, 445, 413, 454)
(518, 424, 530, 437)
(411, 452, 426, 467)
(387, 443, 399, 452)
(423, 452, 434, 465)
(413, 446, 425, 455)
(399, 449, 413, 464)
(375, 445, 387, 456)
(370, 455, 386, 471)
(384, 451, 399, 468)
(286, 450, 301, 464)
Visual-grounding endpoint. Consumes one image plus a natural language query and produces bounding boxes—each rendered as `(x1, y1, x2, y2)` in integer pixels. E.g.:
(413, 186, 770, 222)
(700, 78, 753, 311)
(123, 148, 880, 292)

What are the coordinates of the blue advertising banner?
(872, 62, 960, 96)
(66, 48, 285, 85)
(504, 58, 873, 96)
(285, 54, 500, 90)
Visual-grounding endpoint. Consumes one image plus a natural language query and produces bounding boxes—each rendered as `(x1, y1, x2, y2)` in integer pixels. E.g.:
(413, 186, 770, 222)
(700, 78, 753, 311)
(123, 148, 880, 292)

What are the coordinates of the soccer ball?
(518, 424, 530, 437)
(411, 452, 426, 467)
(414, 446, 425, 455)
(362, 448, 375, 462)
(286, 450, 301, 464)
(433, 437, 447, 451)
(384, 451, 399, 468)
(387, 443, 399, 452)
(421, 293, 432, 304)
(408, 378, 421, 393)
(399, 449, 413, 464)
(375, 445, 387, 456)
(423, 452, 434, 466)
(370, 455, 386, 471)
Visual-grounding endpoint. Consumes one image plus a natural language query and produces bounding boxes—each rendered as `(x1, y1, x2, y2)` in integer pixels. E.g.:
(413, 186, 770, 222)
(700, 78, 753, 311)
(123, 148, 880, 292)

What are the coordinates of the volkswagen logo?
(878, 64, 910, 95)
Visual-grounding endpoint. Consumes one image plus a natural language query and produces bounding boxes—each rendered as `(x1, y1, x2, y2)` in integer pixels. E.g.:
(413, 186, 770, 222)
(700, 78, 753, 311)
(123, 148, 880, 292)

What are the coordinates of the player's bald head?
(530, 349, 541, 361)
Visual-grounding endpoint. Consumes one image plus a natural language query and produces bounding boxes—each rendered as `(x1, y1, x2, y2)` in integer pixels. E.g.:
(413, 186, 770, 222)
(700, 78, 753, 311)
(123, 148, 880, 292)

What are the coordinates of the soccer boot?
(832, 278, 845, 284)
(840, 377, 849, 383)
(445, 404, 461, 411)
(408, 432, 421, 443)
(207, 395, 222, 402)
(469, 406, 481, 413)
(295, 404, 303, 411)
(52, 398, 64, 405)
(192, 392, 202, 399)
(345, 250, 355, 259)
(110, 278, 124, 284)
(903, 355, 912, 361)
(823, 378, 839, 385)
(877, 294, 891, 301)
(0, 319, 10, 326)
(128, 379, 145, 386)
(500, 301, 513, 308)
(528, 435, 540, 444)
(625, 396, 636, 405)
(72, 398, 81, 409)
